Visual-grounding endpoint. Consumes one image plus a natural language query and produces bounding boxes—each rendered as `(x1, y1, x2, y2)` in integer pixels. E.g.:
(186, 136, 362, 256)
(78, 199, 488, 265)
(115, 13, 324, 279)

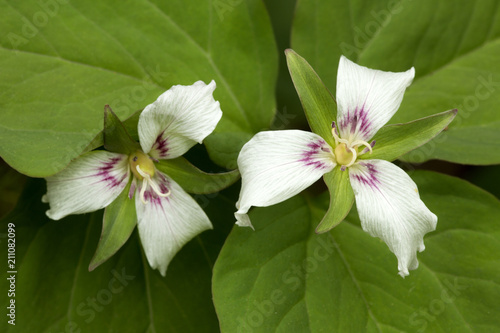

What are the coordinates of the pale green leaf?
(292, 0, 500, 164)
(204, 132, 253, 170)
(213, 171, 500, 332)
(0, 0, 277, 177)
(0, 178, 234, 332)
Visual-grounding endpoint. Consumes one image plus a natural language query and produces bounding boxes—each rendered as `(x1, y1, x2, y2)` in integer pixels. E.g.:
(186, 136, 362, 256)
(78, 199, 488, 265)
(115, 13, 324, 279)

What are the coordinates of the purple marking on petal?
(353, 162, 380, 190)
(298, 139, 331, 170)
(152, 131, 169, 158)
(94, 156, 127, 189)
(99, 157, 122, 171)
(143, 189, 163, 207)
(307, 141, 322, 150)
(339, 106, 373, 138)
(142, 174, 172, 207)
(158, 182, 170, 195)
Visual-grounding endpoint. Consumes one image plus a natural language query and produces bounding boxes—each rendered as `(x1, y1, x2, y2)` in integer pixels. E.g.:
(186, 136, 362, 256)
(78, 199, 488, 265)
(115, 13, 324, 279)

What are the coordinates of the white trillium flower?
(235, 57, 437, 277)
(43, 80, 222, 276)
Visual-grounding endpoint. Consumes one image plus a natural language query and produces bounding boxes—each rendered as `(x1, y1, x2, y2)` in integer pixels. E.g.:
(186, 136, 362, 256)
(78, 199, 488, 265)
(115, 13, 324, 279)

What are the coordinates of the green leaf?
(103, 105, 140, 155)
(205, 132, 253, 170)
(1, 178, 235, 332)
(285, 49, 337, 147)
(213, 171, 500, 332)
(89, 181, 137, 271)
(361, 109, 457, 162)
(315, 167, 354, 233)
(156, 156, 240, 194)
(0, 0, 277, 177)
(292, 0, 500, 164)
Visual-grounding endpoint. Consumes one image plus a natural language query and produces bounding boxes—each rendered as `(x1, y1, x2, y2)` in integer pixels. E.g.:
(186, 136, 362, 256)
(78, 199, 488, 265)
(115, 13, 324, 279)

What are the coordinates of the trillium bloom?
(235, 57, 437, 277)
(43, 81, 222, 276)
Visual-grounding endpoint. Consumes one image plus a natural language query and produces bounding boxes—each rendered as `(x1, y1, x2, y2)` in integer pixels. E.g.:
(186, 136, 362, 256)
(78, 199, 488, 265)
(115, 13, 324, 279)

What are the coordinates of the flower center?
(331, 122, 375, 170)
(128, 150, 170, 204)
(129, 150, 155, 180)
(335, 143, 356, 166)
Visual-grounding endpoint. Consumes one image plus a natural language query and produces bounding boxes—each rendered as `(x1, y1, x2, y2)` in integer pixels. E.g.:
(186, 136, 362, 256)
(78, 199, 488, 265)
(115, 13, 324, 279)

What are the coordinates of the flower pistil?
(128, 150, 170, 204)
(331, 122, 375, 171)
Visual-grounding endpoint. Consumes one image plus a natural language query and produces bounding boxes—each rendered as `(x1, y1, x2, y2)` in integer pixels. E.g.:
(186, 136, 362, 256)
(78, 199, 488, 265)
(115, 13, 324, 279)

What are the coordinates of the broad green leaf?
(103, 105, 140, 155)
(316, 167, 354, 233)
(285, 49, 337, 147)
(0, 0, 277, 177)
(213, 171, 500, 332)
(361, 109, 457, 162)
(0, 178, 235, 332)
(292, 0, 500, 164)
(89, 181, 137, 271)
(205, 132, 253, 170)
(157, 156, 240, 194)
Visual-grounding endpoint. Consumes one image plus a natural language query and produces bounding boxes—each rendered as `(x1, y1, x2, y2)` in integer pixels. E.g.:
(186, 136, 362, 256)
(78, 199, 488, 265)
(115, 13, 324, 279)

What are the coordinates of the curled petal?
(236, 130, 336, 228)
(349, 159, 437, 277)
(135, 171, 212, 276)
(336, 56, 415, 142)
(138, 80, 222, 160)
(44, 151, 129, 220)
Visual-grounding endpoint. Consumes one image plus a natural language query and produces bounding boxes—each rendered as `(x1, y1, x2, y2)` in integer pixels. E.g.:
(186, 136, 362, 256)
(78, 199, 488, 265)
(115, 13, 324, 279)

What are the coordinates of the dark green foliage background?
(1, 0, 500, 332)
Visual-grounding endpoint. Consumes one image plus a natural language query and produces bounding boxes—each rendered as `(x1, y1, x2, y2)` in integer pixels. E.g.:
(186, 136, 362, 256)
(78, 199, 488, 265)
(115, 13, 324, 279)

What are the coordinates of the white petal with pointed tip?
(349, 159, 437, 277)
(44, 151, 129, 220)
(138, 80, 222, 160)
(336, 56, 415, 142)
(135, 171, 212, 276)
(235, 211, 254, 229)
(236, 130, 336, 228)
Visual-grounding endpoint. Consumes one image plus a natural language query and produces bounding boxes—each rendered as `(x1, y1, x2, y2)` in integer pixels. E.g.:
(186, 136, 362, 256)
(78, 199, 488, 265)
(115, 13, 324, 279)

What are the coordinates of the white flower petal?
(235, 211, 254, 229)
(336, 56, 415, 142)
(236, 130, 336, 228)
(138, 80, 222, 160)
(135, 171, 212, 276)
(349, 159, 437, 277)
(44, 151, 129, 220)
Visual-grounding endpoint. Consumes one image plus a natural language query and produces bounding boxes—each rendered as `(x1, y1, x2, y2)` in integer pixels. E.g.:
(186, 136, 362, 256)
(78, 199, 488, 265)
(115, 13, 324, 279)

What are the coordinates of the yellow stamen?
(335, 143, 357, 166)
(129, 150, 155, 180)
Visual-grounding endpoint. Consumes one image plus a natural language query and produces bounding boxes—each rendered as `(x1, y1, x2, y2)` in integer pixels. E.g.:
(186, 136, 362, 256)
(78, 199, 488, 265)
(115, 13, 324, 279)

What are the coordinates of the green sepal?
(315, 167, 354, 233)
(89, 180, 136, 271)
(360, 109, 457, 162)
(156, 157, 240, 194)
(286, 49, 337, 147)
(103, 105, 141, 155)
(121, 109, 142, 142)
(82, 109, 142, 155)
